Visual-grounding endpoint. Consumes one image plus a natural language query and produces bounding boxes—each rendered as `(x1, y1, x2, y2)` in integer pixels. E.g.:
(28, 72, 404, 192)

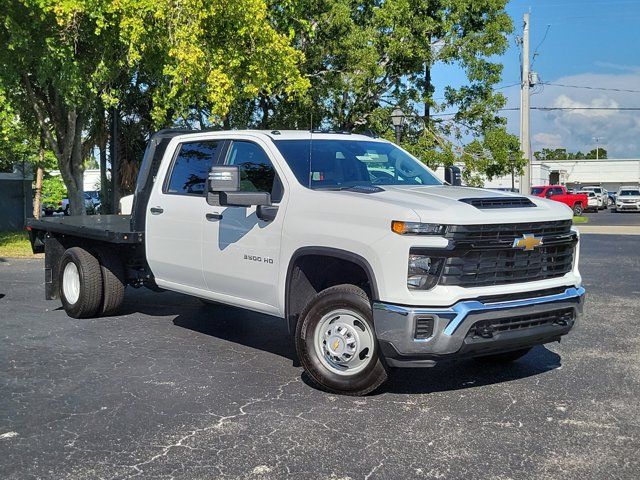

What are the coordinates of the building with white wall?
(49, 168, 103, 192)
(482, 158, 640, 193)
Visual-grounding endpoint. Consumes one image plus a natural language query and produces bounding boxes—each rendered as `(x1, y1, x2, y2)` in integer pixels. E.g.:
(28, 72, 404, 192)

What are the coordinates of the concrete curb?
(576, 225, 640, 235)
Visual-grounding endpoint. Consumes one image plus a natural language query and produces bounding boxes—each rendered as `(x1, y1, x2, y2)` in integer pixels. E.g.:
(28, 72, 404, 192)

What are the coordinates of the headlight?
(407, 254, 444, 290)
(392, 221, 447, 235)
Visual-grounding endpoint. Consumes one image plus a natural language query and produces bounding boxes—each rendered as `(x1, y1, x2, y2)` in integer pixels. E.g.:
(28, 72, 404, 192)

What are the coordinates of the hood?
(330, 185, 573, 224)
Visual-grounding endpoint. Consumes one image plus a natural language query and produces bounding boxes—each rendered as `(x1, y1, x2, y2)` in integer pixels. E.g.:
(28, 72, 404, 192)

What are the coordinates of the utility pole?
(519, 13, 531, 194)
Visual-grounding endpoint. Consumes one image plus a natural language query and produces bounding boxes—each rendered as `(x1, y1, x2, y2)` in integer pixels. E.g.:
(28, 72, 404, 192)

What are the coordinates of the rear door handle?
(206, 212, 223, 221)
(150, 207, 164, 215)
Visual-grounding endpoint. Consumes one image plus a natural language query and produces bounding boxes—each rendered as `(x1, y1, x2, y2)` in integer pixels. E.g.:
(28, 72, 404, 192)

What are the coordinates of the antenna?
(308, 111, 313, 189)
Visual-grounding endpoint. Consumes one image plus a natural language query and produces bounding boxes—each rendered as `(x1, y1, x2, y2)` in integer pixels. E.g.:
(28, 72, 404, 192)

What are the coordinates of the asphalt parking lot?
(1, 234, 639, 479)
(581, 207, 640, 226)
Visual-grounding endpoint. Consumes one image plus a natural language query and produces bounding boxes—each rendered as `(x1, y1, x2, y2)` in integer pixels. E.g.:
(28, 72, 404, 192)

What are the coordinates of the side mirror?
(445, 166, 462, 186)
(208, 165, 271, 207)
(208, 165, 240, 192)
(545, 190, 554, 198)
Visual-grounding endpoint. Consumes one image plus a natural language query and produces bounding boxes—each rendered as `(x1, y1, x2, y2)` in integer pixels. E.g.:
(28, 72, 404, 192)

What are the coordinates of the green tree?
(0, 88, 38, 172)
(0, 0, 308, 214)
(586, 147, 607, 159)
(233, 0, 523, 180)
(40, 174, 67, 210)
(534, 147, 608, 161)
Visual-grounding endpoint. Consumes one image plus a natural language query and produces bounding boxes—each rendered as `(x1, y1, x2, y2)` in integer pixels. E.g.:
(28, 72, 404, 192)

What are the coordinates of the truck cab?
(28, 130, 585, 395)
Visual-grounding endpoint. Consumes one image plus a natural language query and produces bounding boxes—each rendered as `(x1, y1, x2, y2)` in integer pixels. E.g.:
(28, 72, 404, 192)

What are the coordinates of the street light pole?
(391, 107, 406, 145)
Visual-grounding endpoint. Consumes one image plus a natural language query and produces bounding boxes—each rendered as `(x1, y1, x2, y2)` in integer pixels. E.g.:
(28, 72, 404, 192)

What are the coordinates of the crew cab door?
(201, 139, 286, 309)
(146, 139, 221, 290)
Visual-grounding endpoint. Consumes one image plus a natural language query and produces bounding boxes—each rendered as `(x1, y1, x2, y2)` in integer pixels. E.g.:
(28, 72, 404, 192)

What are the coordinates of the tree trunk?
(32, 133, 45, 219)
(22, 75, 87, 216)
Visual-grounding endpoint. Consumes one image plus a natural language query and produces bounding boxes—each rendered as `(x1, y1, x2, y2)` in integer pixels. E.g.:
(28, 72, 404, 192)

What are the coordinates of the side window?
(226, 141, 283, 202)
(553, 187, 564, 195)
(166, 141, 219, 195)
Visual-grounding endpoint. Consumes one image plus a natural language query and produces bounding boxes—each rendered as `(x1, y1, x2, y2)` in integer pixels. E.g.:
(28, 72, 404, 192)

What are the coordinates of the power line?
(542, 82, 640, 93)
(495, 82, 520, 90)
(533, 107, 640, 111)
(430, 106, 640, 117)
(531, 24, 551, 67)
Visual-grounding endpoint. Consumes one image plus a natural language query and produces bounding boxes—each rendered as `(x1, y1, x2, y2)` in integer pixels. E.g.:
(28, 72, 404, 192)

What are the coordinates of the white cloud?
(503, 70, 640, 158)
(532, 132, 563, 148)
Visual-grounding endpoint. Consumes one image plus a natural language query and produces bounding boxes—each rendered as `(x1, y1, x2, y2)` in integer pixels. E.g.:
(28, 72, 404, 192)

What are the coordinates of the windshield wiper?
(315, 186, 355, 191)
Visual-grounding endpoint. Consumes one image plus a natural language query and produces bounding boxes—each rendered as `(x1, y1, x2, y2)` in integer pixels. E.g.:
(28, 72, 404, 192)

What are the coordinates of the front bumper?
(373, 286, 585, 367)
(616, 202, 640, 211)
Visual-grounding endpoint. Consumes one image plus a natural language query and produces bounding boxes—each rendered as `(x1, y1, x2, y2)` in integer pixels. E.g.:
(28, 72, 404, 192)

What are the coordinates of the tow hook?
(475, 323, 495, 339)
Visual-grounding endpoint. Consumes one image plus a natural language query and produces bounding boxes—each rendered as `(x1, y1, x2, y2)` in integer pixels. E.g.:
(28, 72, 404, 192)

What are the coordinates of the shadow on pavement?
(119, 288, 561, 395)
(172, 306, 299, 364)
(376, 345, 561, 395)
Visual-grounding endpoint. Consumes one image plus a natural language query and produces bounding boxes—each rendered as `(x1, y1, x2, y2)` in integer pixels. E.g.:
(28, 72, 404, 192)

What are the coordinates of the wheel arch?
(285, 247, 380, 335)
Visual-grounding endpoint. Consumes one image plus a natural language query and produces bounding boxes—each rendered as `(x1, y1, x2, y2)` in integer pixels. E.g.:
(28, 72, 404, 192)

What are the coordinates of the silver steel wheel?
(62, 262, 81, 305)
(313, 309, 375, 376)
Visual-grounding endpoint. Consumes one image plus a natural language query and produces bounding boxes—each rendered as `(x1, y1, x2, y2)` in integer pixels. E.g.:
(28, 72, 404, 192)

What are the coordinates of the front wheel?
(295, 284, 388, 396)
(572, 203, 584, 216)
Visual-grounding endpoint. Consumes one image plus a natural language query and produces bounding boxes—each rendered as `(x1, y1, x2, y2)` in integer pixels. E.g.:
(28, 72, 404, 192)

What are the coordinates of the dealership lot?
(1, 234, 639, 479)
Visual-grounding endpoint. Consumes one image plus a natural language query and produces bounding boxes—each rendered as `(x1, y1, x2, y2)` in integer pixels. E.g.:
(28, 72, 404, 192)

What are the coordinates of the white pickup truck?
(27, 129, 585, 395)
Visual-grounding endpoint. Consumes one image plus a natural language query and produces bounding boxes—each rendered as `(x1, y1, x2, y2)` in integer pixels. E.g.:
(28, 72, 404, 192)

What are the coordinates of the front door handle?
(150, 206, 164, 215)
(206, 212, 223, 221)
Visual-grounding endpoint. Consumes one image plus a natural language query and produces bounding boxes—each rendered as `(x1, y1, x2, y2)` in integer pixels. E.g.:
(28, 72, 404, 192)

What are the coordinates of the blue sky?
(432, 0, 640, 157)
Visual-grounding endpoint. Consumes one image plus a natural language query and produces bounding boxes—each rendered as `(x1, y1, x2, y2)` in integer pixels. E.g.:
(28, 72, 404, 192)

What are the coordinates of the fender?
(284, 246, 380, 335)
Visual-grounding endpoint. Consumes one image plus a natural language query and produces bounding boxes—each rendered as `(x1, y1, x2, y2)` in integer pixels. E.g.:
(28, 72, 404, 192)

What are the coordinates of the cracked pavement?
(1, 235, 639, 479)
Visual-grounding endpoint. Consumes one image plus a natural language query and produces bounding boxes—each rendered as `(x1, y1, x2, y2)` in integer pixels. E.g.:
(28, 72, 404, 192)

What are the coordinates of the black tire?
(474, 347, 532, 364)
(572, 203, 583, 216)
(59, 247, 103, 318)
(295, 284, 388, 396)
(64, 205, 70, 216)
(93, 246, 126, 316)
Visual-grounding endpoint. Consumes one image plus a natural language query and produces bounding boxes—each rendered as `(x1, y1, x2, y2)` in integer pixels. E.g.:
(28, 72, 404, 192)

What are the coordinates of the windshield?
(531, 187, 544, 194)
(620, 190, 640, 196)
(273, 139, 441, 189)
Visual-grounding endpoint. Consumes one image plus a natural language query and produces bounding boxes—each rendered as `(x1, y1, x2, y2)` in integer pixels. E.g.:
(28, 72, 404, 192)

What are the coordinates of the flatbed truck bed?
(27, 215, 143, 245)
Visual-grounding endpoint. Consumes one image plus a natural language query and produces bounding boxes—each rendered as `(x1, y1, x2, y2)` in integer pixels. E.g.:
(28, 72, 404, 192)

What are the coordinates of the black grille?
(440, 243, 575, 287)
(475, 286, 568, 305)
(445, 220, 572, 249)
(467, 308, 574, 338)
(414, 316, 435, 339)
(460, 197, 536, 209)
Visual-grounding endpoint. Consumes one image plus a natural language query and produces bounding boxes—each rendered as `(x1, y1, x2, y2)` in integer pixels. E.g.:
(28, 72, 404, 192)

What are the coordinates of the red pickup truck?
(531, 185, 588, 216)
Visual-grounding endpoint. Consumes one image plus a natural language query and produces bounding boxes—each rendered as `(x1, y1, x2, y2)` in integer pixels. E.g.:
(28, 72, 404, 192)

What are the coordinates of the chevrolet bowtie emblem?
(513, 234, 543, 251)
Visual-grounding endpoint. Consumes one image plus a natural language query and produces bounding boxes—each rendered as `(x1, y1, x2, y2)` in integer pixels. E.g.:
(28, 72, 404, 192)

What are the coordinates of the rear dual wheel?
(295, 284, 388, 396)
(59, 246, 125, 318)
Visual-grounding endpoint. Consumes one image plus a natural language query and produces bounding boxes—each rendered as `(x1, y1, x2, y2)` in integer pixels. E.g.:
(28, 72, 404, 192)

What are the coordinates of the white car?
(27, 130, 585, 395)
(615, 187, 640, 212)
(578, 190, 599, 212)
(580, 186, 607, 210)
